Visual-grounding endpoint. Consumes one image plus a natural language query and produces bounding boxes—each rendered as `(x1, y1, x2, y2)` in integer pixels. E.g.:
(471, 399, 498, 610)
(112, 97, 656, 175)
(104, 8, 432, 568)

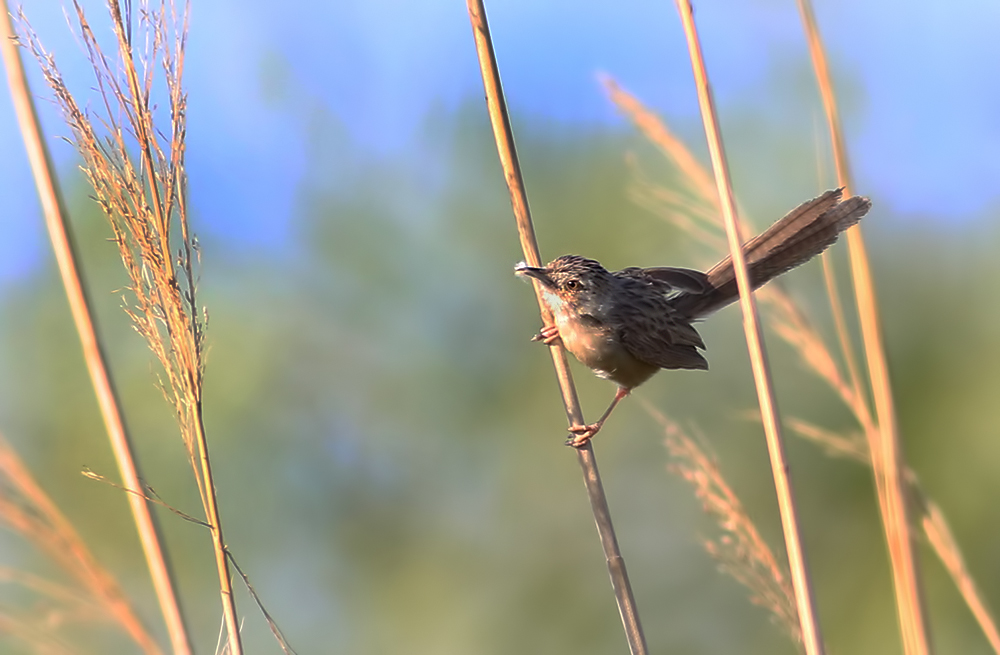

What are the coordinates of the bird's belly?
(554, 311, 658, 389)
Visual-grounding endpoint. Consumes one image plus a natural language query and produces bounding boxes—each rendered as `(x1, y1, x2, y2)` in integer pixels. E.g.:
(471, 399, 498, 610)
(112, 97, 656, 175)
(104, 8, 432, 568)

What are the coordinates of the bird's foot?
(531, 325, 562, 346)
(565, 422, 603, 448)
(563, 386, 630, 447)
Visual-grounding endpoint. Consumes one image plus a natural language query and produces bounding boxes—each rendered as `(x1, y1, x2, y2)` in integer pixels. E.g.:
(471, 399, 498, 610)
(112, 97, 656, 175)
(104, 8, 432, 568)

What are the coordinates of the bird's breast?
(550, 303, 658, 389)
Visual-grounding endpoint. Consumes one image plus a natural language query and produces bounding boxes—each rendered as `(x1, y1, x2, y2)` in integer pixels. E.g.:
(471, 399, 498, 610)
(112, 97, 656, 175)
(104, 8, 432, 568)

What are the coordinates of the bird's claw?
(565, 422, 602, 448)
(531, 325, 562, 346)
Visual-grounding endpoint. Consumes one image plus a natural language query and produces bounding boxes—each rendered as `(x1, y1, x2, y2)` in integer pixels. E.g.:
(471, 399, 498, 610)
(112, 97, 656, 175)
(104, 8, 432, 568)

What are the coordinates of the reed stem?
(466, 2, 647, 652)
(673, 1, 825, 652)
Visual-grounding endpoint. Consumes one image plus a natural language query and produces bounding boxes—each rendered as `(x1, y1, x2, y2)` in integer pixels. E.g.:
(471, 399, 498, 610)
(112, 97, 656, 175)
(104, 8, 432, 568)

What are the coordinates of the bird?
(515, 188, 872, 447)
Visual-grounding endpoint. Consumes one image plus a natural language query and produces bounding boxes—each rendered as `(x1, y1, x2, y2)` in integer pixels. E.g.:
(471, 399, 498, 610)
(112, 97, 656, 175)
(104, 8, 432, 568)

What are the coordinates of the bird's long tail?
(671, 188, 872, 318)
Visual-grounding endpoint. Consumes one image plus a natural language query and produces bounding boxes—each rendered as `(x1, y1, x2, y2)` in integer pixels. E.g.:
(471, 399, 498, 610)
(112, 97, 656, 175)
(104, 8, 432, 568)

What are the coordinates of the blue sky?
(3, 0, 999, 284)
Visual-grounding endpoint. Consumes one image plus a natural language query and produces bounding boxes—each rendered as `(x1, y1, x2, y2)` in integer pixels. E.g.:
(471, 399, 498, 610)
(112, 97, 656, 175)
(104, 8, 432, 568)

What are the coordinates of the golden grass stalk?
(795, 3, 931, 653)
(465, 1, 647, 653)
(14, 2, 242, 652)
(0, 3, 191, 654)
(672, 1, 825, 652)
(818, 252, 867, 425)
(0, 431, 162, 654)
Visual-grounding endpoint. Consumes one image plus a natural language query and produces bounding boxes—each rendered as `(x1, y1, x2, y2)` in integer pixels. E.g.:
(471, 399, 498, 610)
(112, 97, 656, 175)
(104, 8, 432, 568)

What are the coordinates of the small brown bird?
(515, 188, 872, 446)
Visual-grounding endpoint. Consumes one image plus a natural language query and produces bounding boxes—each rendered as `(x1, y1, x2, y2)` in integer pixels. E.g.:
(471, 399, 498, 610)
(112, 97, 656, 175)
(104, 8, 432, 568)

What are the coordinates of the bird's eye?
(565, 279, 581, 291)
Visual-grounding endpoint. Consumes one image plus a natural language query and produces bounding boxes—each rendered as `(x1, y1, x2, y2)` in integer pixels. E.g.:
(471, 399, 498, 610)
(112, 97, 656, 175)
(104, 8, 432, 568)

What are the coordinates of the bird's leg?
(566, 386, 631, 447)
(531, 324, 562, 346)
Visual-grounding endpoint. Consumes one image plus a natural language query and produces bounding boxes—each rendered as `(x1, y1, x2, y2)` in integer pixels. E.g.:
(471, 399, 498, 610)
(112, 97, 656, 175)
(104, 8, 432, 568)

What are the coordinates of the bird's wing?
(616, 266, 711, 294)
(613, 275, 709, 371)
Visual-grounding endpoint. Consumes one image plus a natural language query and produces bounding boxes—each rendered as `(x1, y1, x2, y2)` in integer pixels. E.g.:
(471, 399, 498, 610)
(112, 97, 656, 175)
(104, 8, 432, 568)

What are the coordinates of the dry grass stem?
(920, 500, 1000, 653)
(796, 2, 932, 652)
(466, 2, 647, 653)
(0, 2, 191, 652)
(819, 253, 867, 422)
(673, 1, 825, 651)
(81, 469, 211, 528)
(227, 553, 296, 654)
(15, 1, 246, 652)
(0, 432, 161, 654)
(785, 418, 868, 464)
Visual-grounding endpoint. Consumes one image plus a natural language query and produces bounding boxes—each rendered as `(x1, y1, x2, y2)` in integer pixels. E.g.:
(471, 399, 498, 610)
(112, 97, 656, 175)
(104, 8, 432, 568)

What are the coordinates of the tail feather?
(671, 189, 872, 318)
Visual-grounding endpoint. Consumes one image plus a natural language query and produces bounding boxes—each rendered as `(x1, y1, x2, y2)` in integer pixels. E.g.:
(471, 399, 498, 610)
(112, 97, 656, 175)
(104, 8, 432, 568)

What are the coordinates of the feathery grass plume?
(605, 74, 1000, 654)
(19, 0, 202, 478)
(784, 417, 868, 463)
(17, 2, 244, 652)
(646, 404, 801, 646)
(0, 432, 161, 654)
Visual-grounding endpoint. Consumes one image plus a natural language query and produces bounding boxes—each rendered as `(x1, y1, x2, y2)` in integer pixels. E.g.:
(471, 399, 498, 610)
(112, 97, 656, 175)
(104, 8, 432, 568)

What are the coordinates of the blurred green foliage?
(1, 94, 999, 655)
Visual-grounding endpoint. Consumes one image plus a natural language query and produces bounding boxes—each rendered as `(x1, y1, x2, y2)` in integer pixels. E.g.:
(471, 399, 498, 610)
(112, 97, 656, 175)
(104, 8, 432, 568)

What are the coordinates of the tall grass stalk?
(465, 1, 647, 653)
(795, 2, 931, 653)
(0, 3, 191, 653)
(672, 1, 825, 652)
(14, 1, 242, 652)
(799, 15, 997, 648)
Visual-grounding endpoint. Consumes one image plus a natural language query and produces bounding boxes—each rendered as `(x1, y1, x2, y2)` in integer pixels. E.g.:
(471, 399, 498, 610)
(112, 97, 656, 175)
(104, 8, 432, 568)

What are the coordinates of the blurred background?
(1, 0, 999, 653)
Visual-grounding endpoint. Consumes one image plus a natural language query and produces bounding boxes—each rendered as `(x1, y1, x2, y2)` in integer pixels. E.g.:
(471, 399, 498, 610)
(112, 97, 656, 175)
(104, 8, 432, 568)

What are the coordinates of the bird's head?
(515, 255, 615, 314)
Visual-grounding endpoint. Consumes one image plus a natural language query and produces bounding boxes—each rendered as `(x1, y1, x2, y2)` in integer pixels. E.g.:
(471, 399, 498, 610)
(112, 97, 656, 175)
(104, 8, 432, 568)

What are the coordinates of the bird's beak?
(514, 262, 554, 288)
